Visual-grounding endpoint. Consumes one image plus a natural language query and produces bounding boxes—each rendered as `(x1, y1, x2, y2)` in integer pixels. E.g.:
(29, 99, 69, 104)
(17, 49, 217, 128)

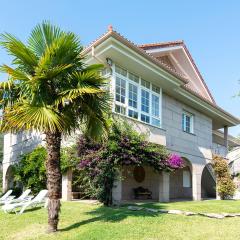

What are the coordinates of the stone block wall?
(162, 93, 212, 164)
(121, 165, 160, 200)
(170, 167, 192, 199)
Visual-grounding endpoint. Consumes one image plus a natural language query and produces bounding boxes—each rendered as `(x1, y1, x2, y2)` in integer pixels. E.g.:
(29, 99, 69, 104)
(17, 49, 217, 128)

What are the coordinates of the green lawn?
(1, 200, 240, 240)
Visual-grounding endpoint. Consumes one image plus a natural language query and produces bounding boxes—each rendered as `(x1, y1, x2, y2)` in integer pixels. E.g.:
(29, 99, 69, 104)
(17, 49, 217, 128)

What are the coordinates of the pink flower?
(168, 153, 184, 169)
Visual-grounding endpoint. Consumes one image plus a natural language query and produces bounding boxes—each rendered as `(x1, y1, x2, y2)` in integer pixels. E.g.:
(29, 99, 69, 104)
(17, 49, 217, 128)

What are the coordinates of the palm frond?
(30, 22, 82, 69)
(34, 64, 73, 80)
(1, 103, 69, 132)
(0, 33, 37, 69)
(70, 70, 108, 88)
(76, 92, 112, 140)
(0, 79, 15, 91)
(53, 69, 108, 105)
(55, 87, 105, 106)
(82, 64, 104, 72)
(28, 21, 63, 57)
(0, 64, 30, 81)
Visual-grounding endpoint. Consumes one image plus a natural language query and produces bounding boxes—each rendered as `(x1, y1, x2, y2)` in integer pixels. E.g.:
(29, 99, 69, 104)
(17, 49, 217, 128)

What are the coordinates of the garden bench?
(133, 187, 152, 200)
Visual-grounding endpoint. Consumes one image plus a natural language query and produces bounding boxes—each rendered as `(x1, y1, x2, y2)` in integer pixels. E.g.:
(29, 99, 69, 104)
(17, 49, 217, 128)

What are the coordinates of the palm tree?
(0, 22, 110, 232)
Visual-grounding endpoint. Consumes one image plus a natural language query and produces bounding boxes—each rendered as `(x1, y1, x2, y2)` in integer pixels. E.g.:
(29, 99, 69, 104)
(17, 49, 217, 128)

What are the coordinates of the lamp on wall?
(106, 57, 113, 66)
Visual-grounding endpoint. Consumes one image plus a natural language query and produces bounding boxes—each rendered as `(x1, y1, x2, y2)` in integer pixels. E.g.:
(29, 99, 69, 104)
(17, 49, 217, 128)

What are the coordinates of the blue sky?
(0, 0, 240, 136)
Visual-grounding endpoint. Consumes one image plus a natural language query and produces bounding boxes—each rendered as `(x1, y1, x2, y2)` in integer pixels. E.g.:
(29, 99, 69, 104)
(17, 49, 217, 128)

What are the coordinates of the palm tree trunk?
(45, 131, 62, 233)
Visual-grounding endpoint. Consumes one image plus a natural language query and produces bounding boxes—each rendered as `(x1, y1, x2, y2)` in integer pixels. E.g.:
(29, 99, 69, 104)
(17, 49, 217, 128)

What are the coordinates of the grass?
(1, 200, 240, 240)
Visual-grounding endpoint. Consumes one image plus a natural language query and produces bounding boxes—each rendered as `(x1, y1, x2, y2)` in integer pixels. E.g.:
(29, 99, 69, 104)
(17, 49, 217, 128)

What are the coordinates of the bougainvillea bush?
(78, 120, 183, 206)
(212, 155, 236, 200)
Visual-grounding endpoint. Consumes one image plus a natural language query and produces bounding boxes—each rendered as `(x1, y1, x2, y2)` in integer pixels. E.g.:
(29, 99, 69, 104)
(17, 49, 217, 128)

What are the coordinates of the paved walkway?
(127, 205, 240, 219)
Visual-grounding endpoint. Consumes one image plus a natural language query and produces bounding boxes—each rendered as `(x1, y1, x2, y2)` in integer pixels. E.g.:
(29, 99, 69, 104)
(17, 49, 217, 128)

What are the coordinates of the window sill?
(182, 130, 196, 136)
(113, 112, 166, 132)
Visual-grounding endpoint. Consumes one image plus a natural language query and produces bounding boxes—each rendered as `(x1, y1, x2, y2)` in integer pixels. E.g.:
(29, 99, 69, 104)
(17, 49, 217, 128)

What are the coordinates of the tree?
(0, 22, 110, 232)
(213, 155, 236, 199)
(13, 146, 47, 194)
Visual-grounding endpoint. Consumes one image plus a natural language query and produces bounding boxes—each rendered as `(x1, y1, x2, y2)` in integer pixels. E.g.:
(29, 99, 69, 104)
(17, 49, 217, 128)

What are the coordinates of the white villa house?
(2, 27, 240, 203)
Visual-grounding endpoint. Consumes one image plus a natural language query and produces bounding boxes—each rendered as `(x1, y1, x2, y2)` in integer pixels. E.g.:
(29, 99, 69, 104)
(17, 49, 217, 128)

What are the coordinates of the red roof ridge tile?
(83, 30, 111, 52)
(138, 40, 184, 48)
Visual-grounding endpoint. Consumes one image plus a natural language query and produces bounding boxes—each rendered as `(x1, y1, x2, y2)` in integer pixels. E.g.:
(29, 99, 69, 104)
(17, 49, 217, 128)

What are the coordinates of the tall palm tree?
(0, 22, 110, 232)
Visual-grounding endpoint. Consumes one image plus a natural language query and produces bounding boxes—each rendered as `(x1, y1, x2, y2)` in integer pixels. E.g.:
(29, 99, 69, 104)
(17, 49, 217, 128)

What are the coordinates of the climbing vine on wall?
(78, 120, 184, 206)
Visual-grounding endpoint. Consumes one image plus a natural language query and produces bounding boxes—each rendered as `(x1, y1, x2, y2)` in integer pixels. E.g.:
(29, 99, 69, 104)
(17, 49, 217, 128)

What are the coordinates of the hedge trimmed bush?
(213, 155, 236, 200)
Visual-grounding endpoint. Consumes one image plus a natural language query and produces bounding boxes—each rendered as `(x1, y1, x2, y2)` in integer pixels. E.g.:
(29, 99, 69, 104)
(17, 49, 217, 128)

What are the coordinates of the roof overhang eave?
(175, 87, 240, 128)
(82, 31, 188, 85)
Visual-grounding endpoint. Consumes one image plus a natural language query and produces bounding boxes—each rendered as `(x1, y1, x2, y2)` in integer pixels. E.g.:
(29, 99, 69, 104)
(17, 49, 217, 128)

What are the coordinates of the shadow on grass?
(60, 202, 167, 232)
(8, 206, 44, 214)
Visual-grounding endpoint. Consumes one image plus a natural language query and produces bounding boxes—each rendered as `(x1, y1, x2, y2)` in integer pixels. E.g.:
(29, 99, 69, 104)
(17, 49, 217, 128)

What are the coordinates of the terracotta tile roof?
(83, 30, 188, 84)
(138, 41, 216, 104)
(138, 40, 184, 49)
(182, 84, 216, 106)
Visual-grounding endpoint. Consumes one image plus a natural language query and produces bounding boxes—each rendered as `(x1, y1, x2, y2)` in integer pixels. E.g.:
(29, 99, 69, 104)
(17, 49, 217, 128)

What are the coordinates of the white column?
(62, 169, 72, 201)
(159, 172, 170, 202)
(2, 165, 8, 192)
(2, 133, 11, 192)
(224, 126, 228, 154)
(192, 164, 204, 200)
(216, 178, 221, 200)
(112, 169, 122, 205)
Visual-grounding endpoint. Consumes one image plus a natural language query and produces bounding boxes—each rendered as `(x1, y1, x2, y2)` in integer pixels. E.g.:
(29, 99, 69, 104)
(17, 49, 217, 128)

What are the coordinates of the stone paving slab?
(127, 206, 240, 219)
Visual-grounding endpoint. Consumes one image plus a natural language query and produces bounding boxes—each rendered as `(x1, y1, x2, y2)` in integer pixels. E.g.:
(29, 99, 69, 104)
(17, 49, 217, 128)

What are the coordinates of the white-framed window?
(182, 111, 194, 134)
(113, 65, 162, 128)
(115, 77, 126, 104)
(183, 170, 191, 188)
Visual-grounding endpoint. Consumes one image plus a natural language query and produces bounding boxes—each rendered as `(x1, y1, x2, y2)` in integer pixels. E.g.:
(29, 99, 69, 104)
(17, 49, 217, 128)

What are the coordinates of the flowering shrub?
(78, 120, 183, 205)
(168, 153, 184, 169)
